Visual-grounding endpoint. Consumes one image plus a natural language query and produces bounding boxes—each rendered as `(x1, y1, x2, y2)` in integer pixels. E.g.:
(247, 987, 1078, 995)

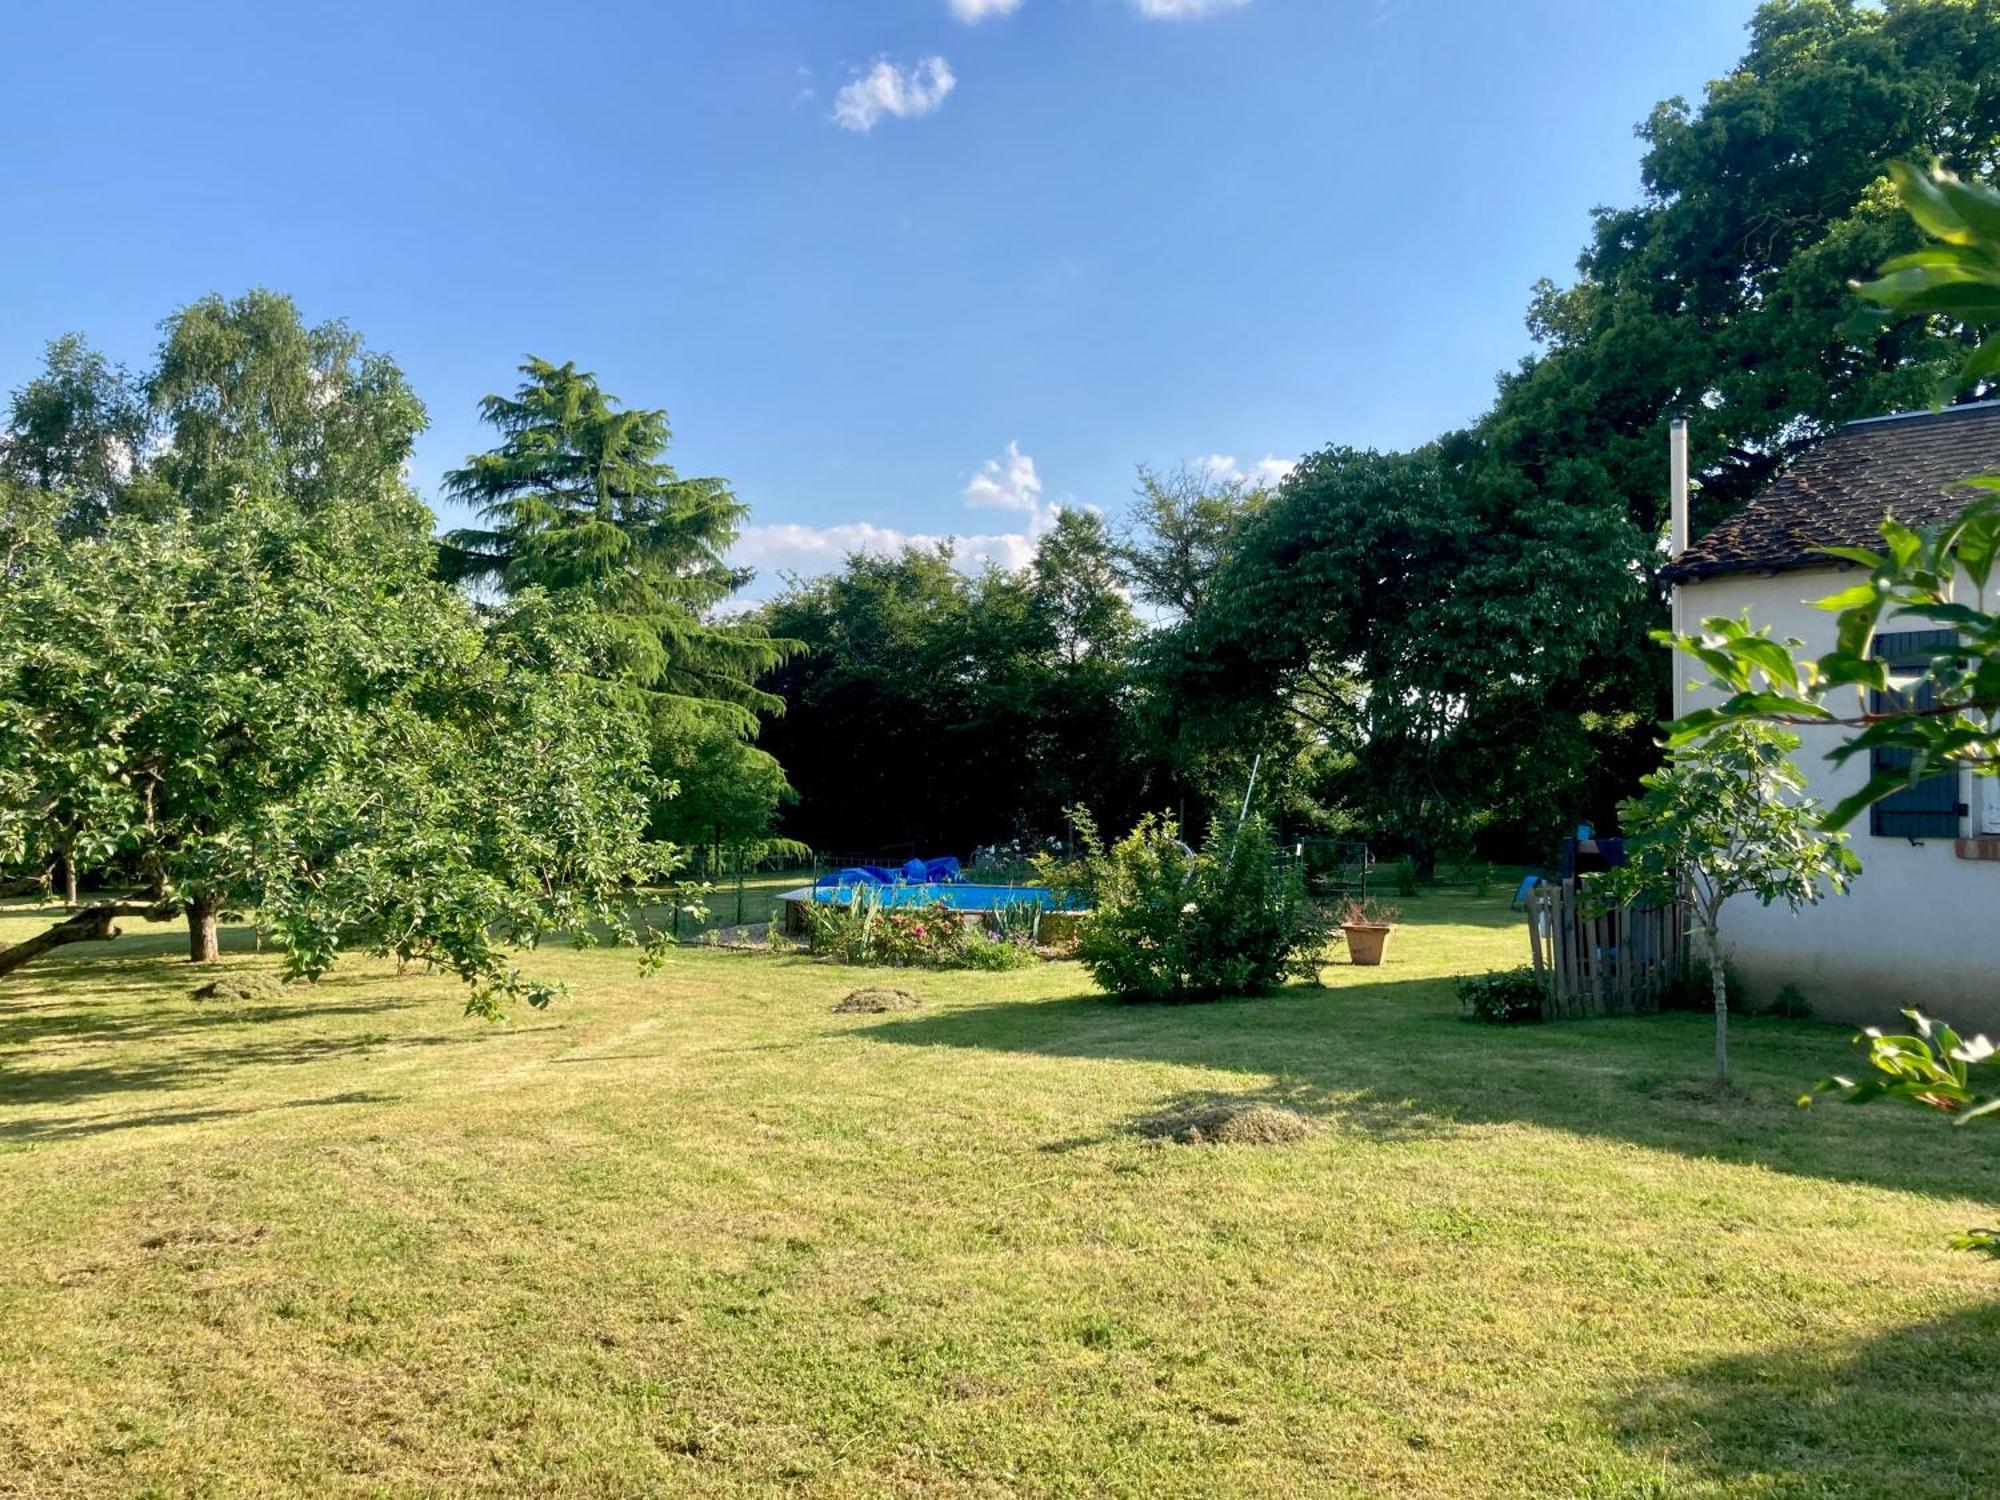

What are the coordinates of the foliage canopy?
(0, 300, 677, 1010)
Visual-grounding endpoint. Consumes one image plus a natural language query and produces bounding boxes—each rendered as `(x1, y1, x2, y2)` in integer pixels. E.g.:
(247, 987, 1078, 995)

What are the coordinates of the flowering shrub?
(803, 891, 1033, 970)
(1075, 812, 1330, 1002)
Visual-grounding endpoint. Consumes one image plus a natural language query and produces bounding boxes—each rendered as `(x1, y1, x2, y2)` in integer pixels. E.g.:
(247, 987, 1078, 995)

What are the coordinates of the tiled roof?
(1664, 401, 2000, 583)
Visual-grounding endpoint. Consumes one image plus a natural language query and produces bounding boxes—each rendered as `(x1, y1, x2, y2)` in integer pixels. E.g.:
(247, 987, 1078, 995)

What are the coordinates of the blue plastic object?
(817, 858, 965, 890)
(1511, 874, 1542, 910)
(818, 867, 887, 891)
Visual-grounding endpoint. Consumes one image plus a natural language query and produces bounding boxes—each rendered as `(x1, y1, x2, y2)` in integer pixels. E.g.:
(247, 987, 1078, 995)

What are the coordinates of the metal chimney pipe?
(1669, 416, 1690, 558)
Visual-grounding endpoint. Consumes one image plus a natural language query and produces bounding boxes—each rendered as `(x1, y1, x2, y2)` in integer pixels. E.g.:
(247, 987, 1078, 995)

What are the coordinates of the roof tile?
(1664, 402, 2000, 583)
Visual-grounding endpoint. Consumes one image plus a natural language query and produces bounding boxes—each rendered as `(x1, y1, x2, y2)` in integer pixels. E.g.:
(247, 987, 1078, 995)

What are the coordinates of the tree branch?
(0, 899, 176, 979)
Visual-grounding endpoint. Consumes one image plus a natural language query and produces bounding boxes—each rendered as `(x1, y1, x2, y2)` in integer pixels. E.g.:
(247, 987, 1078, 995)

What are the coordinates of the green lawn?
(2, 892, 1997, 1497)
(662, 867, 814, 937)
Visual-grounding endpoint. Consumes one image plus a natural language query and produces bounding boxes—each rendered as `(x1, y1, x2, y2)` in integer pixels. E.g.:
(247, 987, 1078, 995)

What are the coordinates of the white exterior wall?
(1674, 567, 2000, 1030)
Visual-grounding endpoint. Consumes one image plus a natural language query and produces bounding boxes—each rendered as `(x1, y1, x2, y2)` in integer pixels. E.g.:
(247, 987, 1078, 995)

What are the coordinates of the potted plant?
(1336, 896, 1400, 966)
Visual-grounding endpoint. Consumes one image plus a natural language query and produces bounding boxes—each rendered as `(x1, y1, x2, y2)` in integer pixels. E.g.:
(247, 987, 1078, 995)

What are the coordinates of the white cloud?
(949, 0, 1022, 19)
(729, 443, 1061, 594)
(832, 56, 957, 132)
(1130, 0, 1252, 16)
(1199, 452, 1295, 489)
(731, 518, 1048, 586)
(962, 440, 1044, 515)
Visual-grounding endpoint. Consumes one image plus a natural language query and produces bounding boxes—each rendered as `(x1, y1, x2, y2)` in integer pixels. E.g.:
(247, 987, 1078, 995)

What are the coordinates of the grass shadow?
(0, 995, 425, 1052)
(0, 1007, 562, 1112)
(856, 977, 2000, 1206)
(1609, 1300, 2000, 1498)
(0, 1089, 401, 1144)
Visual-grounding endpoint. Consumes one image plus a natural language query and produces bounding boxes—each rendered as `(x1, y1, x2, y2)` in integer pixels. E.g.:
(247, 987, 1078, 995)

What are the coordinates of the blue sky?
(1, 0, 1758, 596)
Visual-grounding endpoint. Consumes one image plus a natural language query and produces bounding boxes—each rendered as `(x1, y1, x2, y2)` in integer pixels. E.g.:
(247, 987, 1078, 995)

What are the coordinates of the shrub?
(1033, 910, 1086, 956)
(1766, 982, 1813, 1020)
(1660, 956, 1747, 1015)
(959, 929, 1037, 970)
(1390, 856, 1421, 897)
(1028, 806, 1104, 910)
(801, 890, 874, 963)
(804, 891, 1034, 970)
(1075, 812, 1331, 1002)
(1458, 967, 1546, 1025)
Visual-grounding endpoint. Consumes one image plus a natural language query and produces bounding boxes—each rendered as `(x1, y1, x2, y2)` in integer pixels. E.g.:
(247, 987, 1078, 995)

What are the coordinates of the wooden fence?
(1526, 879, 1688, 1020)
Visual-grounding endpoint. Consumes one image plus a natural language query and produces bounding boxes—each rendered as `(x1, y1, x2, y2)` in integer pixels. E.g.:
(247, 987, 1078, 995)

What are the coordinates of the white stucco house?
(1662, 401, 2000, 1030)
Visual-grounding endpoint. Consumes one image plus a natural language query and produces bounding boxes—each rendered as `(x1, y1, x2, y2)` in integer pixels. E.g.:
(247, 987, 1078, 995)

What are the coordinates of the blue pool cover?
(786, 882, 1081, 912)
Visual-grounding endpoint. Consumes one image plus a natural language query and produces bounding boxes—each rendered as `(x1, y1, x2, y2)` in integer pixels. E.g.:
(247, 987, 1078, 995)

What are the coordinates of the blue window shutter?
(1869, 630, 1961, 839)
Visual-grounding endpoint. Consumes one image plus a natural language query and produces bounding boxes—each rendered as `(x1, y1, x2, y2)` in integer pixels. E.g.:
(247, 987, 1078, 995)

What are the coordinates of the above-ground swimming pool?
(779, 881, 1083, 935)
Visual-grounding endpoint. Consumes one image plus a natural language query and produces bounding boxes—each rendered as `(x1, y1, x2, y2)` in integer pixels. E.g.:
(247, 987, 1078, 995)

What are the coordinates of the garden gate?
(1526, 879, 1688, 1020)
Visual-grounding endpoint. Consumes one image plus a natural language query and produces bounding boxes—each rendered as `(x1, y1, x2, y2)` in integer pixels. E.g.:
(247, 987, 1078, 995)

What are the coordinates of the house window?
(1869, 629, 1962, 840)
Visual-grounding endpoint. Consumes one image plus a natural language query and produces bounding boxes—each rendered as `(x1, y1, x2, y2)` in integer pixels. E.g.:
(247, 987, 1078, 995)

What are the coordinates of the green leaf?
(1888, 161, 1975, 246)
(1868, 282, 2000, 318)
(1729, 637, 1803, 689)
(1811, 584, 1881, 613)
(1815, 650, 1884, 691)
(1824, 770, 1922, 830)
(1937, 173, 2000, 247)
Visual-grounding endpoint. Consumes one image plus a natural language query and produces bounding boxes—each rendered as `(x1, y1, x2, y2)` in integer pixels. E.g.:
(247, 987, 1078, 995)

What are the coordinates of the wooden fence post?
(1528, 879, 1688, 1020)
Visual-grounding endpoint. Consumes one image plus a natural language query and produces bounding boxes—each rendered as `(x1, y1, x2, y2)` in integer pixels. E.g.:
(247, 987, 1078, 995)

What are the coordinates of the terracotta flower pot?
(1344, 923, 1392, 966)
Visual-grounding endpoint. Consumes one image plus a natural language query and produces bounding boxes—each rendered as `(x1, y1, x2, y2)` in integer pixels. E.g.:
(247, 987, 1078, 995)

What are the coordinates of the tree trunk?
(0, 901, 174, 979)
(188, 896, 221, 965)
(1704, 923, 1728, 1084)
(57, 850, 78, 909)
